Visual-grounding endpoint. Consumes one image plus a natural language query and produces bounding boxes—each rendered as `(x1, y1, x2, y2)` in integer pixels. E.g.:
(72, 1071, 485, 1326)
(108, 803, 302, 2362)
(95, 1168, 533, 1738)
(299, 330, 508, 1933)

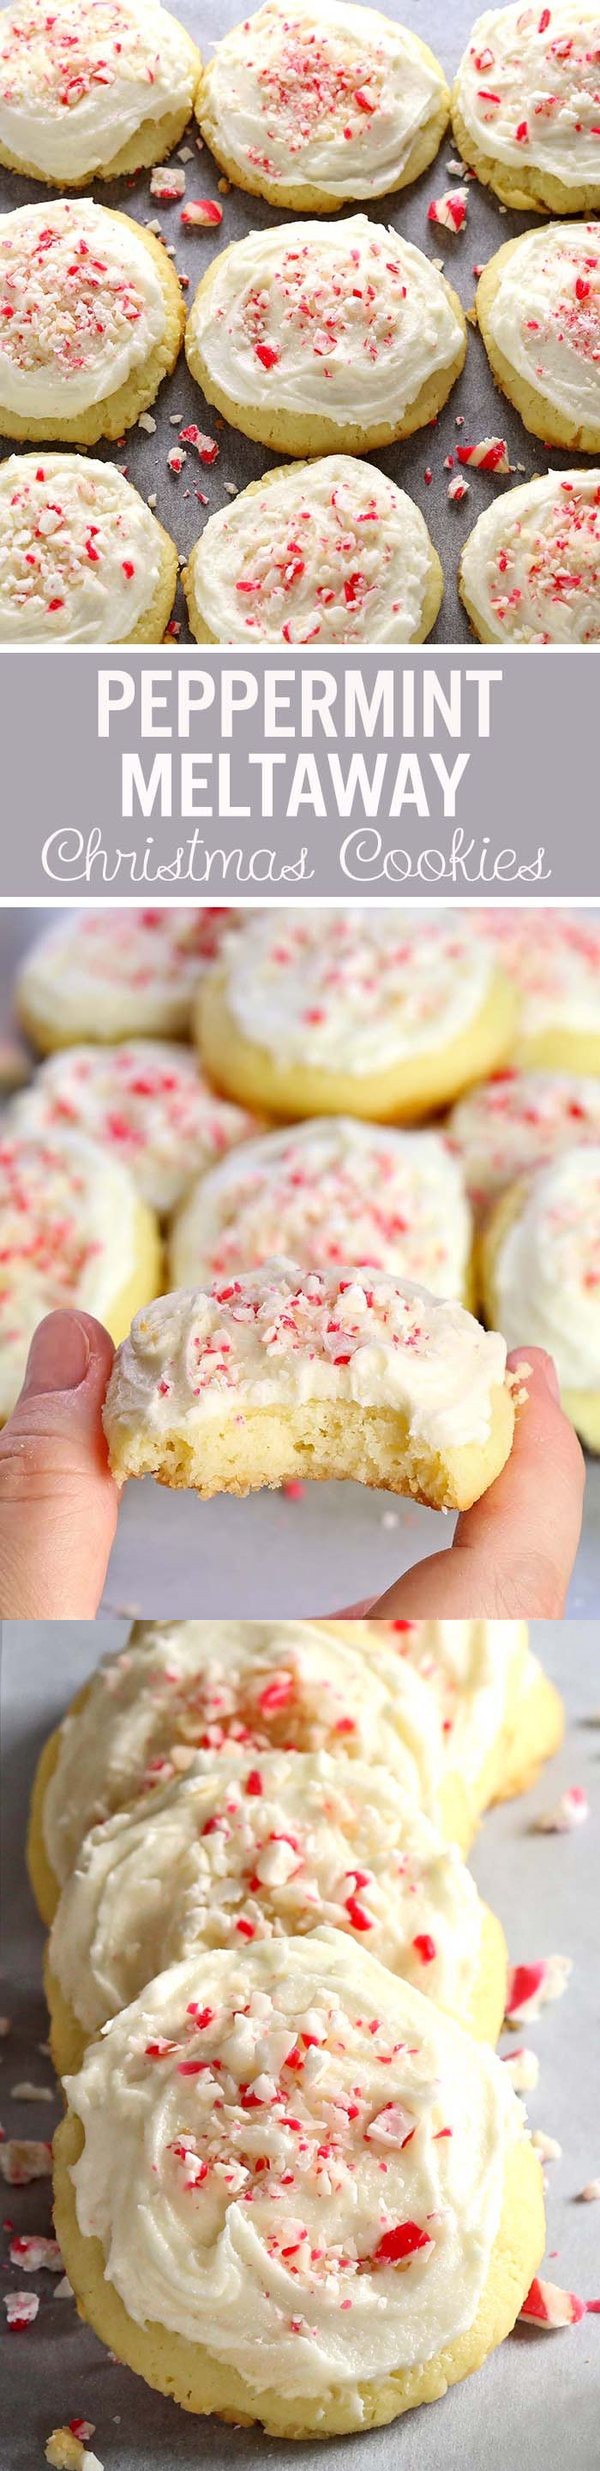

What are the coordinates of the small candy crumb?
(505, 1955, 571, 2026)
(424, 467, 433, 484)
(282, 1481, 305, 1500)
(180, 199, 223, 228)
(457, 436, 511, 472)
(178, 145, 194, 162)
(179, 424, 219, 465)
(579, 2180, 600, 2202)
(427, 186, 468, 231)
(520, 2277, 585, 2329)
(531, 2131, 562, 2163)
(167, 447, 186, 474)
(137, 412, 156, 434)
(4, 2289, 39, 2328)
(534, 1788, 589, 1834)
(150, 165, 185, 199)
(501, 2047, 539, 2092)
(9, 2233, 62, 2271)
(448, 474, 469, 503)
(45, 2437, 103, 2471)
(10, 2082, 53, 2101)
(0, 2139, 52, 2184)
(217, 176, 230, 194)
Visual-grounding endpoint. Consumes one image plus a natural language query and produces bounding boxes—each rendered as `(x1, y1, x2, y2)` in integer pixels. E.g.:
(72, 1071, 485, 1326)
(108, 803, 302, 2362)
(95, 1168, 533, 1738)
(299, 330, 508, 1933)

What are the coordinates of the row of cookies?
(29, 1615, 559, 2436)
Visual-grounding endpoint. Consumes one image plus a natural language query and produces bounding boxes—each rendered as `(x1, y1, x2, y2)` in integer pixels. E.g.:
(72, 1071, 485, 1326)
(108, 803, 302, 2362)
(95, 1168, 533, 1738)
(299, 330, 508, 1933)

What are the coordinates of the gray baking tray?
(0, 0, 590, 645)
(1, 1617, 600, 2467)
(1, 903, 599, 1618)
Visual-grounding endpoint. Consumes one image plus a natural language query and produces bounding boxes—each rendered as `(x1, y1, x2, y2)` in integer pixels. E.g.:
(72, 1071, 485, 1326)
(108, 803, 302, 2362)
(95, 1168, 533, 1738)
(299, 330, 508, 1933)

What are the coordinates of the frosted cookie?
(27, 1615, 467, 1927)
(169, 1120, 473, 1305)
(0, 1129, 161, 1424)
(459, 470, 600, 645)
(452, 1, 600, 216)
(184, 456, 443, 646)
(493, 1647, 564, 1803)
(46, 1744, 507, 2075)
(472, 911, 600, 1072)
(102, 1259, 515, 1509)
(358, 1618, 562, 1822)
(0, 199, 184, 445)
(10, 1042, 259, 1218)
(53, 1933, 545, 2440)
(476, 224, 600, 455)
(185, 215, 466, 457)
(480, 1143, 600, 1448)
(196, 0, 449, 213)
(0, 0, 202, 186)
(448, 1070, 600, 1213)
(0, 453, 177, 644)
(196, 910, 518, 1123)
(17, 909, 235, 1052)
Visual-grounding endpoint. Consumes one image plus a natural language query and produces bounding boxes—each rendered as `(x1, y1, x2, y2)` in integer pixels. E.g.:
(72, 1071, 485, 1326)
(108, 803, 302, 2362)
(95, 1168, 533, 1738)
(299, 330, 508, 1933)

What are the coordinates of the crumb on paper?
(533, 1788, 588, 1834)
(4, 2289, 40, 2328)
(45, 2436, 103, 2471)
(150, 165, 185, 200)
(0, 2138, 52, 2184)
(10, 2082, 53, 2102)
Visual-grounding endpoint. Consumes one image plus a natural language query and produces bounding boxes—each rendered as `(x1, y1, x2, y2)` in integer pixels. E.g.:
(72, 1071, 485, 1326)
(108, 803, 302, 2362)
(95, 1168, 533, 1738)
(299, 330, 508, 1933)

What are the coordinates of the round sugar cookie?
(196, 910, 518, 1123)
(27, 1615, 467, 1926)
(46, 1744, 506, 2075)
(495, 1648, 564, 1802)
(53, 1934, 545, 2440)
(9, 1041, 260, 1217)
(0, 198, 184, 444)
(459, 469, 600, 645)
(357, 1617, 529, 1821)
(185, 214, 467, 457)
(196, 0, 449, 213)
(0, 1128, 161, 1424)
(452, 1, 600, 216)
(480, 1143, 600, 1449)
(0, 0, 202, 187)
(102, 1259, 515, 1511)
(184, 455, 443, 646)
(17, 909, 236, 1052)
(476, 224, 600, 455)
(0, 453, 177, 644)
(470, 910, 600, 1072)
(448, 1069, 600, 1213)
(169, 1119, 473, 1305)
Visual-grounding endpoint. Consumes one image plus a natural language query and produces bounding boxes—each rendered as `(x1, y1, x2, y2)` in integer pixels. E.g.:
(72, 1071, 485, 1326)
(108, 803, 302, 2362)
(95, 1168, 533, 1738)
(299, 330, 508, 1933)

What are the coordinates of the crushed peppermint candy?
(150, 166, 186, 200)
(179, 425, 219, 464)
(137, 412, 156, 434)
(520, 2277, 585, 2329)
(181, 200, 223, 228)
(0, 2138, 52, 2184)
(167, 447, 186, 474)
(427, 188, 468, 232)
(505, 1956, 571, 2026)
(4, 2288, 40, 2328)
(501, 2047, 539, 2092)
(45, 2437, 103, 2471)
(448, 474, 469, 503)
(533, 1788, 589, 1834)
(8, 2232, 62, 2271)
(456, 438, 511, 472)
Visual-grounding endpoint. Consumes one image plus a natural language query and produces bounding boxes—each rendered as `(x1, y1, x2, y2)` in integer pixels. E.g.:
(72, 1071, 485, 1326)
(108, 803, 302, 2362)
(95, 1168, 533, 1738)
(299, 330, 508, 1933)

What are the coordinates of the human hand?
(0, 1323, 584, 1622)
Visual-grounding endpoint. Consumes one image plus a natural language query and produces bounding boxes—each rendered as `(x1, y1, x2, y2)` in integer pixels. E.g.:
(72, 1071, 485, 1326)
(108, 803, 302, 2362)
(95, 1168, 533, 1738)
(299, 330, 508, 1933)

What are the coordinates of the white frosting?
(0, 0, 197, 181)
(103, 1259, 508, 1452)
(0, 1128, 140, 1420)
(449, 1070, 600, 1210)
(187, 214, 464, 428)
(170, 1119, 472, 1303)
(220, 910, 495, 1077)
(49, 1744, 484, 2035)
(0, 199, 166, 419)
(65, 1933, 525, 2404)
(0, 453, 165, 643)
(10, 1040, 258, 1215)
(461, 470, 600, 645)
(364, 1619, 529, 1797)
(455, 2, 600, 190)
(202, 0, 446, 202)
(188, 455, 434, 646)
(18, 909, 235, 1044)
(472, 910, 600, 1038)
(42, 1617, 447, 1889)
(493, 1143, 600, 1392)
(485, 223, 600, 430)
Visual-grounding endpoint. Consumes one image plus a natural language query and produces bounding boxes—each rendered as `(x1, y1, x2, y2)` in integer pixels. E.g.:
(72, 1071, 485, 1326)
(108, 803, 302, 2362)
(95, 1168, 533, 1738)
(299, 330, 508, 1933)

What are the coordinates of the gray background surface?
(1, 1617, 600, 2467)
(0, 0, 592, 645)
(1, 903, 599, 1617)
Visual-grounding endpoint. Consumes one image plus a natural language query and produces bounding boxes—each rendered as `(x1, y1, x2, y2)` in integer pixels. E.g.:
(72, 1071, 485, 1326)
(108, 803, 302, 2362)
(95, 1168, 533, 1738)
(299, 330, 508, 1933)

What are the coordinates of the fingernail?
(541, 1354, 560, 1402)
(23, 1311, 90, 1397)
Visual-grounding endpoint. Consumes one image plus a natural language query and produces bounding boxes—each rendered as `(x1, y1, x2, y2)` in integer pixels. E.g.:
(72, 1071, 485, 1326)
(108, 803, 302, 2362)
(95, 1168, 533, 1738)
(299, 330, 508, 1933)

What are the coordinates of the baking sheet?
(0, 0, 588, 645)
(1, 1616, 600, 2468)
(1, 902, 599, 1619)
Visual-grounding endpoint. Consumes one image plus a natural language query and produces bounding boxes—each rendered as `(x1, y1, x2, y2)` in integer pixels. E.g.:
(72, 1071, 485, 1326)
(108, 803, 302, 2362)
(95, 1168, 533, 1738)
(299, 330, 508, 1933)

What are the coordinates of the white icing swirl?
(492, 1143, 600, 1390)
(0, 199, 166, 418)
(484, 223, 600, 430)
(42, 1617, 447, 1889)
(18, 908, 235, 1044)
(220, 910, 495, 1077)
(471, 910, 600, 1038)
(0, 1128, 140, 1420)
(201, 0, 446, 202)
(49, 1744, 484, 2036)
(10, 1040, 258, 1214)
(187, 213, 464, 428)
(103, 1259, 508, 1451)
(449, 1070, 600, 1210)
(65, 1933, 525, 2403)
(170, 1119, 472, 1302)
(0, 0, 197, 182)
(461, 470, 600, 644)
(365, 1618, 529, 1798)
(0, 453, 164, 643)
(455, 1, 600, 190)
(188, 455, 434, 646)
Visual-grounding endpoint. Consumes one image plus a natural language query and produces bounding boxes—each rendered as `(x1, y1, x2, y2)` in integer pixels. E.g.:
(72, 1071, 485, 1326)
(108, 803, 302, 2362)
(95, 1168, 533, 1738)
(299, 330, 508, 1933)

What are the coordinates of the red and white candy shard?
(505, 1954, 571, 2025)
(533, 1787, 589, 1833)
(179, 425, 219, 464)
(181, 200, 223, 227)
(427, 187, 468, 231)
(9, 2233, 62, 2271)
(0, 2137, 52, 2183)
(448, 474, 469, 502)
(456, 437, 511, 471)
(150, 165, 186, 199)
(3, 2289, 40, 2328)
(520, 2277, 585, 2329)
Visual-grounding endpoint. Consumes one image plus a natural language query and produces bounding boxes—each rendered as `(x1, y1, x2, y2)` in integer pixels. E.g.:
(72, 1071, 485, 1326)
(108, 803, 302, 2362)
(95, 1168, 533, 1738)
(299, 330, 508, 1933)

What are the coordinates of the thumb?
(0, 1310, 118, 1617)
